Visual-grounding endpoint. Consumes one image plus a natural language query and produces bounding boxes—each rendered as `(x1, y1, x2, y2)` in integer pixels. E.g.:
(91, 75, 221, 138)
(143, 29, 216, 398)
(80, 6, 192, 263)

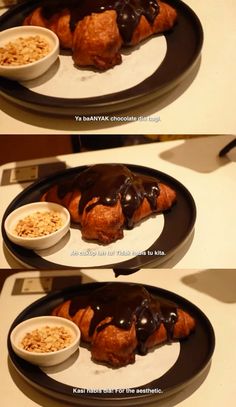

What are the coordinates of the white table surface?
(0, 135, 235, 269)
(0, 267, 235, 407)
(1, 1, 236, 134)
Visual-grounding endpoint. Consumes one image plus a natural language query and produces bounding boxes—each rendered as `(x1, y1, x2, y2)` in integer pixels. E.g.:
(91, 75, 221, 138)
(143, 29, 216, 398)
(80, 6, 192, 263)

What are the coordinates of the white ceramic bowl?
(0, 26, 59, 81)
(10, 316, 81, 367)
(4, 202, 70, 250)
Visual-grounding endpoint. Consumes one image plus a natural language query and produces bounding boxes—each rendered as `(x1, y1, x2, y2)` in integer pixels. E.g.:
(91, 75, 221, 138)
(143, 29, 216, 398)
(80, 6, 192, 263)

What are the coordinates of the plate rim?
(1, 163, 197, 271)
(7, 281, 215, 406)
(0, 0, 204, 115)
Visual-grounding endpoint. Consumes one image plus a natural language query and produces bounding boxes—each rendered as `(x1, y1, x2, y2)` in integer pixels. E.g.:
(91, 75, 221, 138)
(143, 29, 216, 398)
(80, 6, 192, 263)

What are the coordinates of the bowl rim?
(10, 315, 81, 357)
(0, 25, 59, 70)
(4, 201, 70, 242)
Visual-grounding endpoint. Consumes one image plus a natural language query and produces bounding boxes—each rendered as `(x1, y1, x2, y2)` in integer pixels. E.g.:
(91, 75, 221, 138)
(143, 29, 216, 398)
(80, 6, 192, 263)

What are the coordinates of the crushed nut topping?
(14, 210, 63, 237)
(20, 325, 74, 353)
(0, 35, 51, 66)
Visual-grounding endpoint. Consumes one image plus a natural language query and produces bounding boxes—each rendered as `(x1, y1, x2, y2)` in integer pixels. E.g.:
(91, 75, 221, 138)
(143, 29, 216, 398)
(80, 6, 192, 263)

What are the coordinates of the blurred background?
(0, 135, 211, 165)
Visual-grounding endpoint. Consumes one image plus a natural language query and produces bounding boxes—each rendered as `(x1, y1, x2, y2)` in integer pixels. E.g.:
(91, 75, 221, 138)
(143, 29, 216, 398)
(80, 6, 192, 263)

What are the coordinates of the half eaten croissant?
(23, 0, 177, 70)
(41, 163, 176, 244)
(52, 282, 196, 367)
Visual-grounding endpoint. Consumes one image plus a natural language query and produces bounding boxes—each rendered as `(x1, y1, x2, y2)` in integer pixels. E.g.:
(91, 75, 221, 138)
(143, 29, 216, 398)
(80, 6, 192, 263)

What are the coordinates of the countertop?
(0, 267, 235, 406)
(0, 135, 235, 269)
(0, 1, 236, 134)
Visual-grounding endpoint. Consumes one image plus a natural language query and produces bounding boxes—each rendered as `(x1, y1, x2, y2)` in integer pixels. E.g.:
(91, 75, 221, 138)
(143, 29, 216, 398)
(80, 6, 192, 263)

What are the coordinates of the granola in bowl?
(14, 210, 63, 238)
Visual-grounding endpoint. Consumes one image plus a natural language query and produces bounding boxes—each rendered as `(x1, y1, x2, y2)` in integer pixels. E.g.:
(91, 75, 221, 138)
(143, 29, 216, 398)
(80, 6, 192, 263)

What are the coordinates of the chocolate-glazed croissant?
(23, 0, 177, 70)
(52, 283, 196, 367)
(41, 164, 176, 244)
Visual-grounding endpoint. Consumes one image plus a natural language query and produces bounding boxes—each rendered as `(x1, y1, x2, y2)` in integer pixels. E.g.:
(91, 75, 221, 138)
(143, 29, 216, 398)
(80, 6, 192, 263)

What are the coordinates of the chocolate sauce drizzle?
(42, 0, 160, 44)
(56, 164, 161, 229)
(69, 283, 178, 355)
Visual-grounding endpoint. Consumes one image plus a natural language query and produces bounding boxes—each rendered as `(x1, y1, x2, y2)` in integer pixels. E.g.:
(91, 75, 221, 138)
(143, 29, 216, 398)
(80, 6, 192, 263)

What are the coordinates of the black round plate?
(1, 164, 196, 271)
(7, 282, 215, 406)
(0, 0, 203, 115)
